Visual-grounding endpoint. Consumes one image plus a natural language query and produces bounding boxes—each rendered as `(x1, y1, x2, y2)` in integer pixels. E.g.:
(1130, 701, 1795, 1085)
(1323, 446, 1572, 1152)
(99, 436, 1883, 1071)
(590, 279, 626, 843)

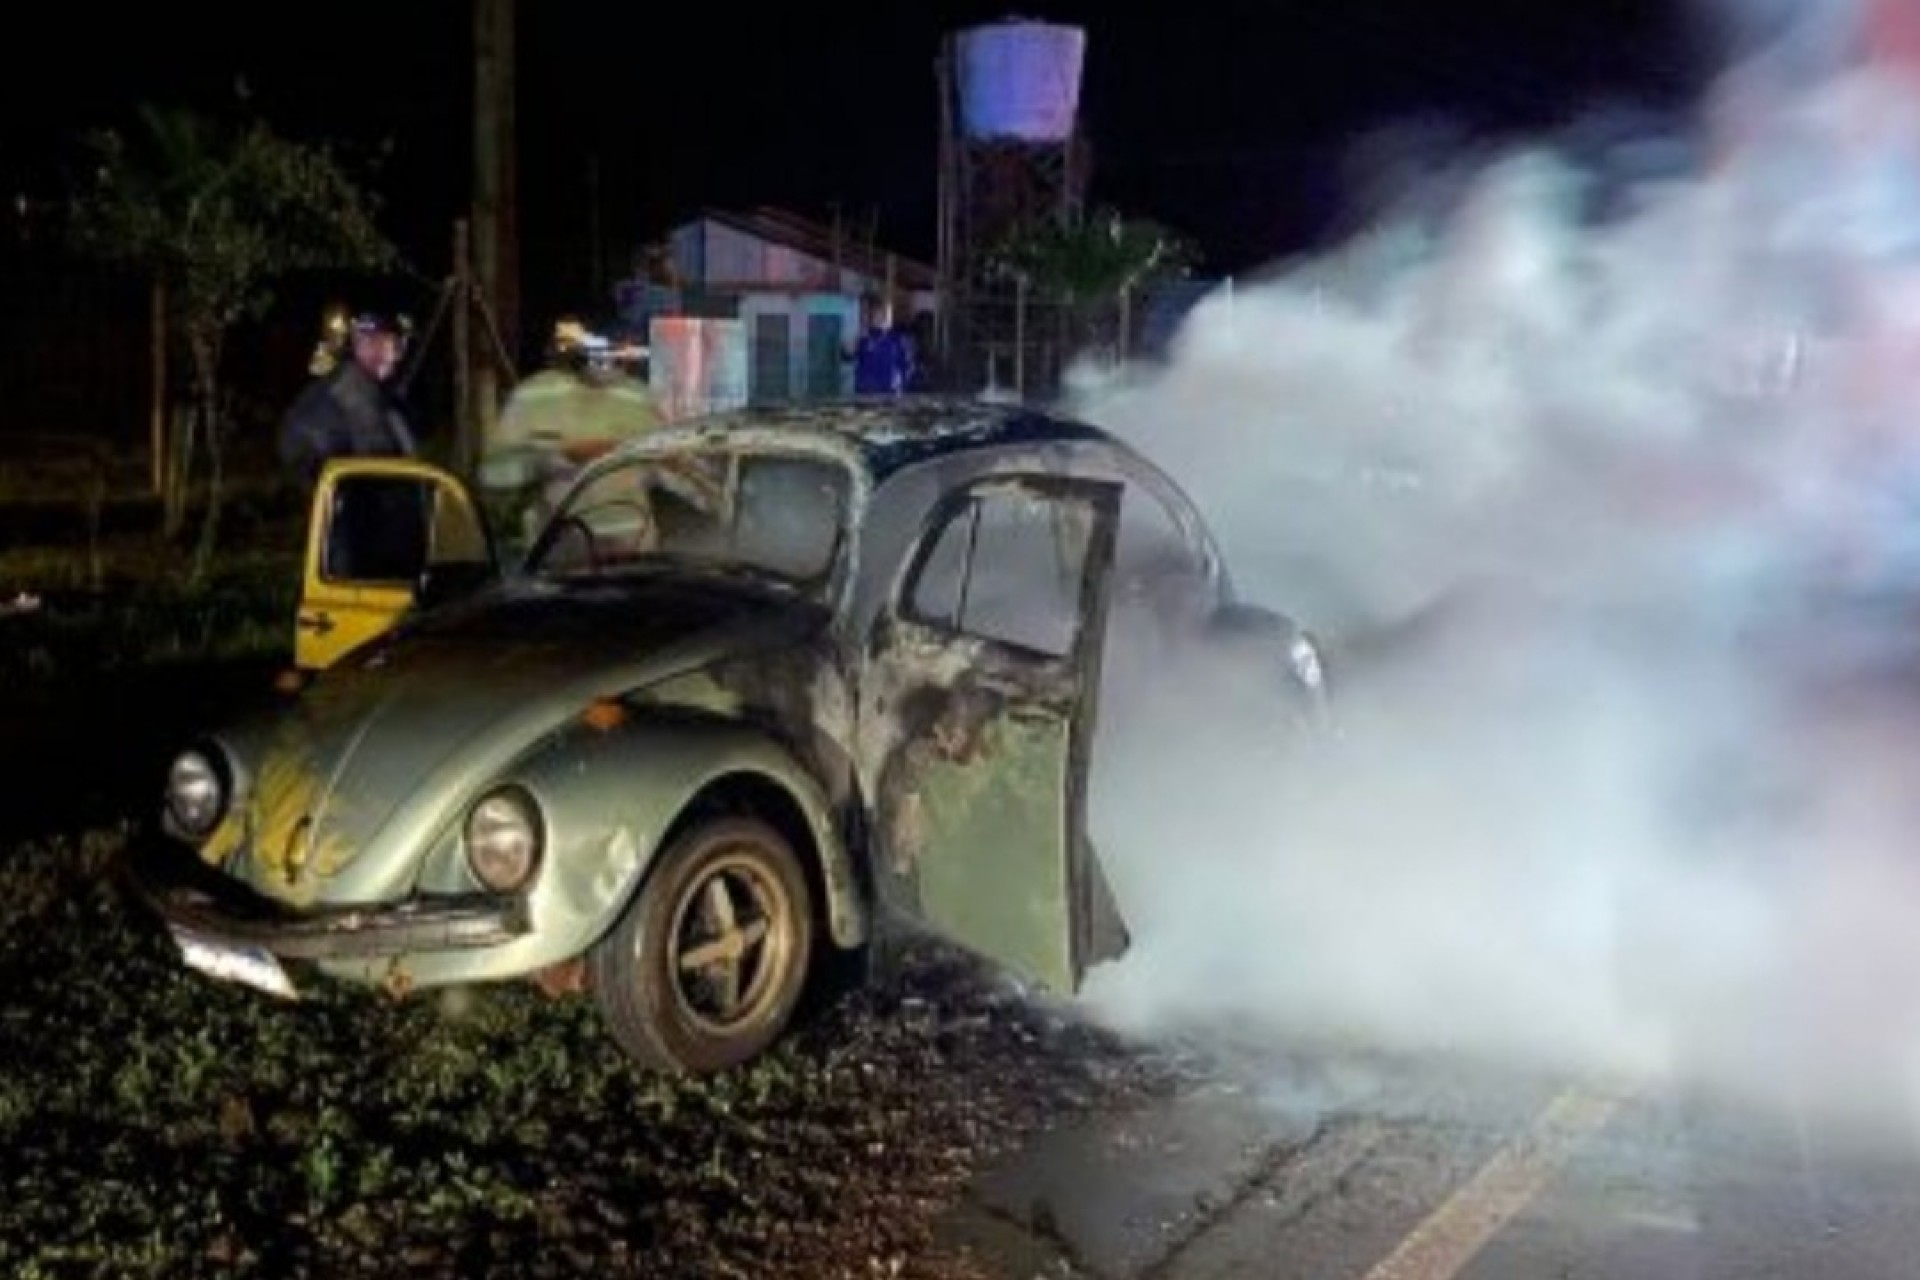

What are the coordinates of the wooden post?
(452, 219, 472, 472)
(471, 0, 518, 477)
(1014, 273, 1027, 398)
(149, 277, 166, 496)
(933, 36, 955, 371)
(587, 151, 604, 303)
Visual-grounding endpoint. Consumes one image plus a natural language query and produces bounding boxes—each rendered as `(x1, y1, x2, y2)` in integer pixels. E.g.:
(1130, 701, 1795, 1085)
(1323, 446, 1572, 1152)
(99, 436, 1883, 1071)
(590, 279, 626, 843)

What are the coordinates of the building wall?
(737, 292, 860, 403)
(670, 218, 937, 308)
(648, 316, 748, 420)
(670, 219, 855, 293)
(662, 217, 939, 402)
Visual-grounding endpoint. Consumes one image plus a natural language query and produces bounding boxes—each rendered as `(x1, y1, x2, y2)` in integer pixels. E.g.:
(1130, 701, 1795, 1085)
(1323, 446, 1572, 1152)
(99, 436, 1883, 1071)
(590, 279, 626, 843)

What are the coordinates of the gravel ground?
(669, 940, 1190, 1280)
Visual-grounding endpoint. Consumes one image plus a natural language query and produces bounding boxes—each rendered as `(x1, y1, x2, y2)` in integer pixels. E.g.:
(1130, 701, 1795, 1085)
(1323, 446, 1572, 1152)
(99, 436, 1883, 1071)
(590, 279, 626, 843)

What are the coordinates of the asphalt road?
(937, 1042, 1920, 1280)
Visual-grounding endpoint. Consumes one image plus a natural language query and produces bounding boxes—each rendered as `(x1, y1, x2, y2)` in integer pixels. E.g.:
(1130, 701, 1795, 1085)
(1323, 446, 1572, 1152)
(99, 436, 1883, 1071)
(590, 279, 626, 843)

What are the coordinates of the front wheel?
(589, 816, 815, 1074)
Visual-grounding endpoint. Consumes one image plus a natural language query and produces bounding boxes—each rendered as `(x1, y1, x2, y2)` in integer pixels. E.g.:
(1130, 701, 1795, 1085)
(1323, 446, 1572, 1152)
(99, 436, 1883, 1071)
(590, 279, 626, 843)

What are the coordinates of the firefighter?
(279, 307, 424, 580)
(279, 307, 417, 491)
(486, 316, 665, 543)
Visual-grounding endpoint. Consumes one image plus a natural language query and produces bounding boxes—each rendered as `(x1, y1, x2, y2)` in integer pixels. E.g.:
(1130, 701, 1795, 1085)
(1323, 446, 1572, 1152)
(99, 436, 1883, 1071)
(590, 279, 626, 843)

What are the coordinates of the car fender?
(1204, 601, 1331, 724)
(480, 711, 867, 972)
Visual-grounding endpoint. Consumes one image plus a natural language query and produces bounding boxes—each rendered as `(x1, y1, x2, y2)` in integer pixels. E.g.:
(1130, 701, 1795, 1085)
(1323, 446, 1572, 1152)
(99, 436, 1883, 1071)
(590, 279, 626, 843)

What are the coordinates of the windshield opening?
(528, 449, 851, 591)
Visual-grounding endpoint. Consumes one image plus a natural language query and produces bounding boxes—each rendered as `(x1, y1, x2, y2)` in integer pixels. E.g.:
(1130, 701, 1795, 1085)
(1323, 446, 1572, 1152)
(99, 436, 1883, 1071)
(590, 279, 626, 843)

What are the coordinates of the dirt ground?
(637, 941, 1190, 1280)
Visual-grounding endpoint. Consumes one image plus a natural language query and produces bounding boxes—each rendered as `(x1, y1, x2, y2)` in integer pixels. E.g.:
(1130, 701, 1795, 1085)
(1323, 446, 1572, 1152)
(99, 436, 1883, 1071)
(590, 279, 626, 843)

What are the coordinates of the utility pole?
(452, 220, 472, 468)
(471, 0, 518, 477)
(587, 151, 604, 304)
(933, 35, 955, 373)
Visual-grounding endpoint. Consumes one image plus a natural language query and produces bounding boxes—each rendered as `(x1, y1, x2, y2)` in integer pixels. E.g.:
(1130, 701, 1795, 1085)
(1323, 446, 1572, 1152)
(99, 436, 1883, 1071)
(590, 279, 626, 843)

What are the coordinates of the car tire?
(589, 816, 815, 1074)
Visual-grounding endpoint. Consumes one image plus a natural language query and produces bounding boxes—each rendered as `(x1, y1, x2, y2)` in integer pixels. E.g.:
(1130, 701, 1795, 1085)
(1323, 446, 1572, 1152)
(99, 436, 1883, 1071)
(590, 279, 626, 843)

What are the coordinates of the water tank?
(955, 20, 1085, 143)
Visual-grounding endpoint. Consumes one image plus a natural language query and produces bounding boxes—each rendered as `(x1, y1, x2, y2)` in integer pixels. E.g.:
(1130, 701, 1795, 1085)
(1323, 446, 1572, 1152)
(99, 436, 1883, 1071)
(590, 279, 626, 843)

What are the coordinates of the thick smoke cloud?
(1067, 0, 1920, 1129)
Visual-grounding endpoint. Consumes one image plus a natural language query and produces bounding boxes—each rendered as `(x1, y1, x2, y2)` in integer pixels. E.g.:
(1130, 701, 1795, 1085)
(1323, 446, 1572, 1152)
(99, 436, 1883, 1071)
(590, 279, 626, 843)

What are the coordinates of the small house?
(624, 208, 938, 405)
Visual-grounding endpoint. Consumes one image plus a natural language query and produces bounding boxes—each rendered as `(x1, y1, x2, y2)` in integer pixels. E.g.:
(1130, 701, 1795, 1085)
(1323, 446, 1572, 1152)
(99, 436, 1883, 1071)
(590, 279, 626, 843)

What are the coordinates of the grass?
(0, 827, 830, 1276)
(0, 823, 1162, 1279)
(0, 455, 304, 703)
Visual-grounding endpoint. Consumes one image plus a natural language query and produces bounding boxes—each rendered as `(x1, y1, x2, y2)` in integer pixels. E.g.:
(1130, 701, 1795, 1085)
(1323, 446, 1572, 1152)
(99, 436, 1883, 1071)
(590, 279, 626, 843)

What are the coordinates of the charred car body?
(133, 399, 1327, 1074)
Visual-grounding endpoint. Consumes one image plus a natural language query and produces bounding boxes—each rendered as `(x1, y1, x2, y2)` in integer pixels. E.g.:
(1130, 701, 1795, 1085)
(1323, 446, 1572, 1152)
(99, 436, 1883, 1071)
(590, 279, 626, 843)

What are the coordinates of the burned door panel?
(859, 474, 1127, 995)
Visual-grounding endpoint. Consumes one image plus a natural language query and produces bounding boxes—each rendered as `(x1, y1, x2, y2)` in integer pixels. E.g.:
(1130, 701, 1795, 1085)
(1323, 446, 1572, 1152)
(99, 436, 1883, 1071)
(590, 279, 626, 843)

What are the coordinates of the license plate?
(172, 929, 299, 1001)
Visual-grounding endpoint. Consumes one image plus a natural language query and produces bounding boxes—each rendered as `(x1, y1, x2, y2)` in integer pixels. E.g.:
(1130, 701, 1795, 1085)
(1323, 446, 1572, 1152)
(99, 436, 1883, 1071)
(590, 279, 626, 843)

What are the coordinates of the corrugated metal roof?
(689, 206, 940, 290)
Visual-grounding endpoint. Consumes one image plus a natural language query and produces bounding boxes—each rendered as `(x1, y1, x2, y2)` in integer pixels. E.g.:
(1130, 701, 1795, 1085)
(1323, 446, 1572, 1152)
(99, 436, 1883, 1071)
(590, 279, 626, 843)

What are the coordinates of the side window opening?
(1115, 488, 1199, 584)
(905, 487, 1088, 659)
(324, 474, 491, 586)
(426, 486, 491, 571)
(323, 475, 430, 583)
(1111, 486, 1212, 642)
(536, 451, 845, 586)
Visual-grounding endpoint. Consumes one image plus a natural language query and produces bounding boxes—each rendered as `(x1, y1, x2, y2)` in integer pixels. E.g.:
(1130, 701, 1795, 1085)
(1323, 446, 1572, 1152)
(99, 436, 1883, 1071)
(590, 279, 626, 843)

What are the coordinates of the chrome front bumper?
(125, 835, 531, 961)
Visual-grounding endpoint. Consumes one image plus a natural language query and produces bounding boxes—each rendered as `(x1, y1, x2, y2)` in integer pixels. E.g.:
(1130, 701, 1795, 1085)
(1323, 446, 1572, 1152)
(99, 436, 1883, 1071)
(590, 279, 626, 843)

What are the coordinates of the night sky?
(3, 1, 1713, 324)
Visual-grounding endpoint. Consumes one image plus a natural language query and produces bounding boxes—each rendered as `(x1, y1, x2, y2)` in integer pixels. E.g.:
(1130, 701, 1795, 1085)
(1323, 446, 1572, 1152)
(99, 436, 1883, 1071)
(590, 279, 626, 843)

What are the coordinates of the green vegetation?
(1, 829, 768, 1275)
(0, 824, 1169, 1278)
(989, 206, 1196, 364)
(0, 476, 300, 709)
(65, 102, 399, 580)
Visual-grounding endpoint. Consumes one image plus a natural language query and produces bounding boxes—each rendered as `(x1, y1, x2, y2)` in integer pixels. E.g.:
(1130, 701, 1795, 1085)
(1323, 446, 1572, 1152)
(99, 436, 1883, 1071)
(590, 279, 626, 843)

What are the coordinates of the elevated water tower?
(935, 18, 1091, 394)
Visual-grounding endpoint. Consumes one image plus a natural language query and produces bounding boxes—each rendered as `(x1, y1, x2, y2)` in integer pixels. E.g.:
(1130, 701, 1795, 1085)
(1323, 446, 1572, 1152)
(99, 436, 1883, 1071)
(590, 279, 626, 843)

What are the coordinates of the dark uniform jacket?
(278, 361, 417, 490)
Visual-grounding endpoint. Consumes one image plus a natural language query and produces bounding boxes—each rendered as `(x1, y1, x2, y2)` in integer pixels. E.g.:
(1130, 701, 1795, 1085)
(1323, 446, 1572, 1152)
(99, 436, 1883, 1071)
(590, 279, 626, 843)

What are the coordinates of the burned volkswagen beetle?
(133, 399, 1327, 1074)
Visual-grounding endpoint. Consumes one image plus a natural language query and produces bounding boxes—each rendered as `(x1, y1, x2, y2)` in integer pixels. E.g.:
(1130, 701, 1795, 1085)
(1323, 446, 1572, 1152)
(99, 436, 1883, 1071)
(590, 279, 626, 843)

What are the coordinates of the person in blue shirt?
(849, 296, 915, 395)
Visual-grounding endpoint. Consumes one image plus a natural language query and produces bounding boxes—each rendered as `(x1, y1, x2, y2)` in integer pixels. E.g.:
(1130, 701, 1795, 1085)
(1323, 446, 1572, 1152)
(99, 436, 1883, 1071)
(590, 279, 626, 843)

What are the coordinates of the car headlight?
(165, 747, 230, 840)
(464, 787, 544, 893)
(1287, 631, 1326, 693)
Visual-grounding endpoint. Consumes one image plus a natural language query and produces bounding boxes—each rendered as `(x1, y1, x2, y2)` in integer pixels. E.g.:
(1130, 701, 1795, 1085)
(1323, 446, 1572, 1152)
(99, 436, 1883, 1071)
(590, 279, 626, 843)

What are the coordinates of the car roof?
(579, 393, 1236, 600)
(615, 396, 1118, 482)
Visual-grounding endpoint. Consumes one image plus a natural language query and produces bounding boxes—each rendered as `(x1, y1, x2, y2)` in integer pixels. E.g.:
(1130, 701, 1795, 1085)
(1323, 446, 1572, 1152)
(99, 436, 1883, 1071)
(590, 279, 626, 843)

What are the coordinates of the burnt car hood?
(220, 576, 824, 902)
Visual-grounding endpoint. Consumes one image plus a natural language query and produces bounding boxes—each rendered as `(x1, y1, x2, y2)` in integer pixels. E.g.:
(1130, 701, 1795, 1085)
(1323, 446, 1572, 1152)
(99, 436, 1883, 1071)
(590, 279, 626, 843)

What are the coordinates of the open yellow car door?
(295, 458, 498, 671)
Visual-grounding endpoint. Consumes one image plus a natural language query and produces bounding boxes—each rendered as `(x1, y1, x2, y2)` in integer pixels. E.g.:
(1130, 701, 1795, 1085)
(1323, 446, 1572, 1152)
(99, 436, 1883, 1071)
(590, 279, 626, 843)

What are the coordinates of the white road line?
(1356, 1083, 1630, 1280)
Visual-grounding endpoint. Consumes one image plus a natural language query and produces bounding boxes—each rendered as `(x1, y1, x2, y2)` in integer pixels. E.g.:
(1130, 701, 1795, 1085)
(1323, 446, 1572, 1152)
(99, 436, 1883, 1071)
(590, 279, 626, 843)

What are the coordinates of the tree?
(989, 207, 1197, 368)
(66, 104, 398, 581)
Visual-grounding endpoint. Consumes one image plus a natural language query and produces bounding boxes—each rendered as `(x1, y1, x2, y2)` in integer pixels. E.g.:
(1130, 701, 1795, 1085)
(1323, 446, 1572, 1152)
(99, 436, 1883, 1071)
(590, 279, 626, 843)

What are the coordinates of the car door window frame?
(898, 478, 1097, 662)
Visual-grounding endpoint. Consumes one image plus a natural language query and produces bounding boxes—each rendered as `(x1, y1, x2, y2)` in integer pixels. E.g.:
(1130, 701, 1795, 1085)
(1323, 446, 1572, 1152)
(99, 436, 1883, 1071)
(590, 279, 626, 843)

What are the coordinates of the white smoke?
(1070, 1, 1920, 1130)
